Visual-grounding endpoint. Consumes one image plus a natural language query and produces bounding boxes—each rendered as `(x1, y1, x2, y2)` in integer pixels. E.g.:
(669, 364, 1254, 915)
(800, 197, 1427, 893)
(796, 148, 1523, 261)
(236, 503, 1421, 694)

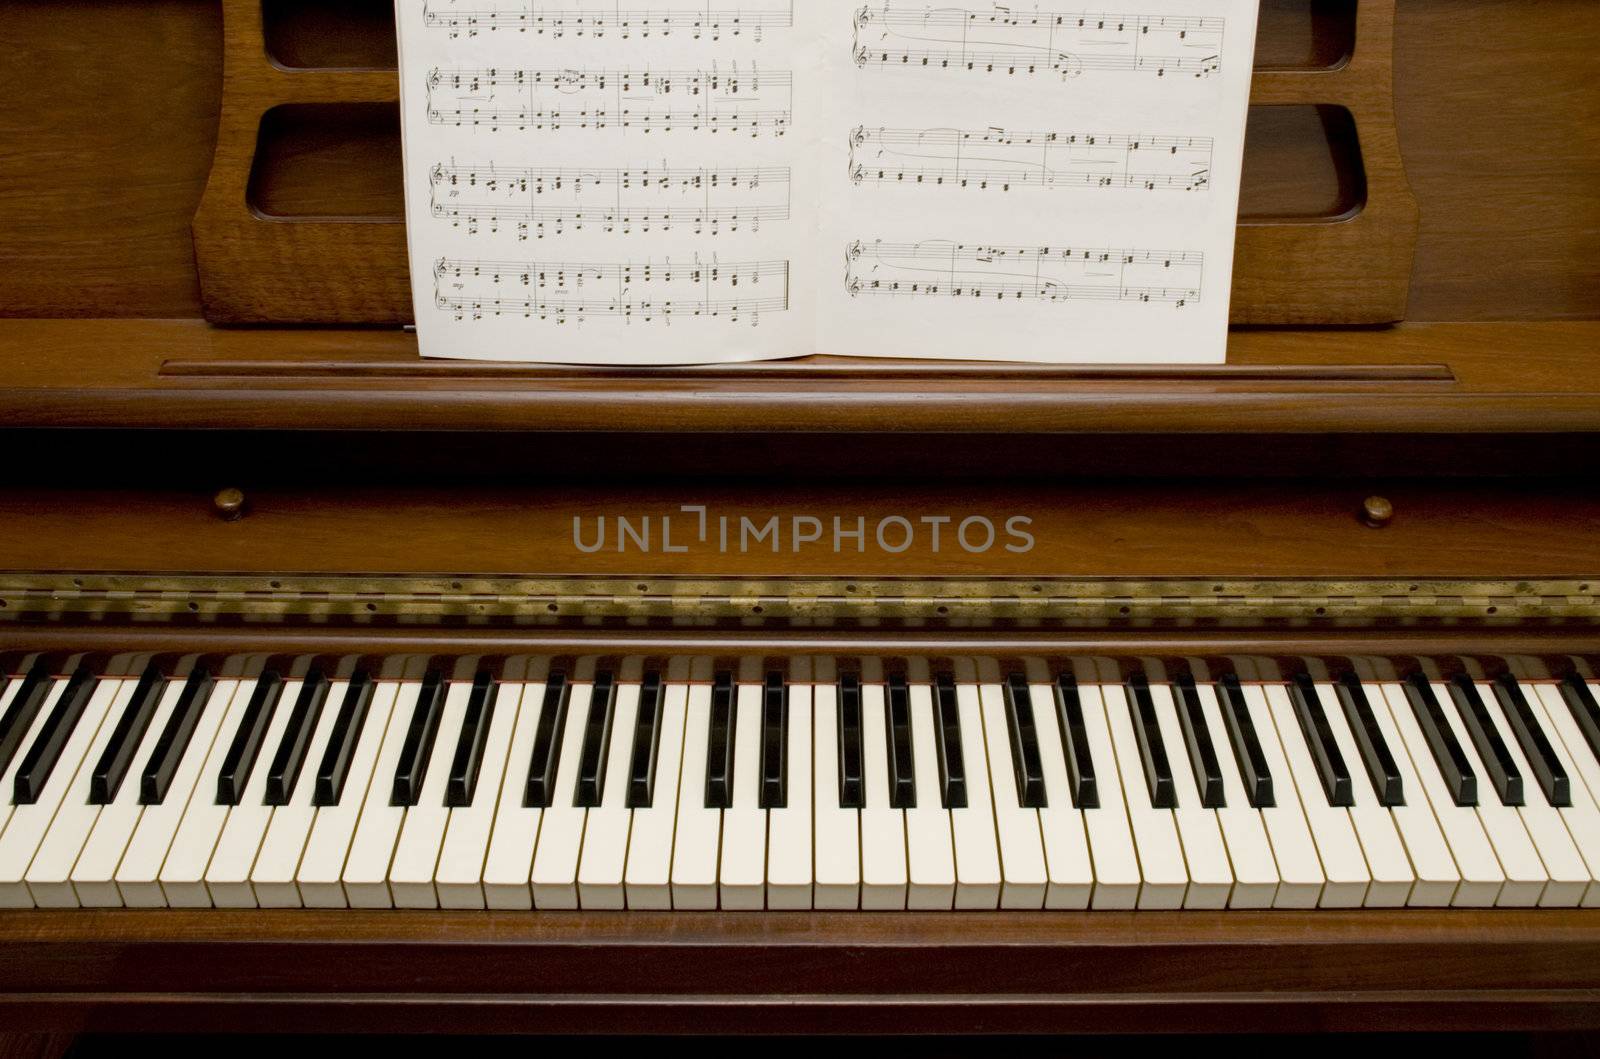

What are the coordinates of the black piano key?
(216, 669, 285, 806)
(626, 670, 665, 809)
(886, 676, 915, 809)
(1288, 673, 1353, 807)
(1447, 673, 1523, 806)
(759, 672, 788, 810)
(390, 669, 446, 807)
(140, 667, 214, 804)
(1217, 675, 1274, 809)
(1492, 673, 1570, 807)
(13, 665, 96, 805)
(574, 671, 617, 808)
(1052, 674, 1098, 809)
(1333, 672, 1405, 806)
(1125, 675, 1178, 810)
(838, 672, 864, 809)
(446, 670, 499, 808)
(704, 671, 736, 809)
(933, 673, 967, 809)
(1002, 673, 1046, 809)
(523, 671, 571, 808)
(264, 668, 332, 806)
(1173, 674, 1225, 808)
(1402, 673, 1477, 806)
(313, 670, 375, 807)
(0, 662, 56, 779)
(90, 662, 167, 804)
(1559, 673, 1600, 769)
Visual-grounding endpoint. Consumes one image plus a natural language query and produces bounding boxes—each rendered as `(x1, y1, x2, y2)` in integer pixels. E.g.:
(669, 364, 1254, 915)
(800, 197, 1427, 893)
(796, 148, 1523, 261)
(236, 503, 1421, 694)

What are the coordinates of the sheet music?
(398, 0, 1259, 364)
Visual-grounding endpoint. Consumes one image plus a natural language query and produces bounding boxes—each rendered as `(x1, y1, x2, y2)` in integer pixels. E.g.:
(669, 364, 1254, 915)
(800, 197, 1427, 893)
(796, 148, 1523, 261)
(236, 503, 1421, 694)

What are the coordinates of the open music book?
(397, 0, 1260, 365)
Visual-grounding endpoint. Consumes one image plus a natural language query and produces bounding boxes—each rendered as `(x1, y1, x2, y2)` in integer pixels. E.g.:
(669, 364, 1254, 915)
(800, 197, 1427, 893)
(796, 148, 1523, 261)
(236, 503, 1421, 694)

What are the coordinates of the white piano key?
(905, 683, 955, 910)
(671, 682, 720, 909)
(158, 678, 259, 907)
(0, 677, 70, 842)
(480, 679, 547, 910)
(436, 681, 526, 910)
(1028, 681, 1093, 910)
(388, 680, 472, 908)
(1473, 680, 1590, 907)
(250, 679, 348, 908)
(1072, 685, 1143, 910)
(1226, 683, 1322, 908)
(77, 678, 189, 907)
(343, 680, 429, 908)
(1190, 681, 1280, 909)
(719, 683, 766, 910)
(1, 676, 124, 907)
(51, 675, 195, 908)
(1428, 681, 1547, 906)
(117, 678, 245, 908)
(298, 681, 401, 908)
(1339, 681, 1460, 907)
(1260, 683, 1371, 908)
(1310, 682, 1417, 907)
(1376, 682, 1503, 907)
(859, 681, 907, 910)
(976, 682, 1046, 908)
(766, 683, 813, 910)
(530, 681, 595, 908)
(625, 683, 689, 909)
(1531, 682, 1600, 907)
(19, 677, 135, 908)
(811, 682, 860, 910)
(577, 682, 641, 909)
(1149, 682, 1234, 909)
(204, 678, 304, 907)
(0, 673, 36, 840)
(947, 683, 1002, 910)
(1104, 684, 1188, 909)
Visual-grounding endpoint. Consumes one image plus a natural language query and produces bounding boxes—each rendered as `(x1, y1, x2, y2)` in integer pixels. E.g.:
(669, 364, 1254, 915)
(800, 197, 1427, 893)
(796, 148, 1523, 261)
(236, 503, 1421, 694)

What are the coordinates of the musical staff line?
(422, 0, 795, 40)
(848, 126, 1213, 191)
(844, 239, 1203, 306)
(435, 256, 790, 323)
(430, 162, 793, 239)
(425, 66, 791, 135)
(853, 3, 1225, 79)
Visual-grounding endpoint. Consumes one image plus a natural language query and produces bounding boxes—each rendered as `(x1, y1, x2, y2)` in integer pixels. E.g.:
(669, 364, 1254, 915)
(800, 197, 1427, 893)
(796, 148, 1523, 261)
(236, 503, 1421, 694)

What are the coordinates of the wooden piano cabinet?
(2, 909, 1600, 1035)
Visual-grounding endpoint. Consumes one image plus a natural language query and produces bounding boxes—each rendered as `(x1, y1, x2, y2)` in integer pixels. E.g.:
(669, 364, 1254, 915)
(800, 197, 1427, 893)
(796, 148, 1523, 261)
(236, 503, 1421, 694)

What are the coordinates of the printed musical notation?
(422, 0, 795, 40)
(848, 126, 1212, 192)
(434, 256, 790, 323)
(852, 4, 1225, 79)
(426, 66, 792, 135)
(844, 239, 1203, 306)
(430, 162, 792, 239)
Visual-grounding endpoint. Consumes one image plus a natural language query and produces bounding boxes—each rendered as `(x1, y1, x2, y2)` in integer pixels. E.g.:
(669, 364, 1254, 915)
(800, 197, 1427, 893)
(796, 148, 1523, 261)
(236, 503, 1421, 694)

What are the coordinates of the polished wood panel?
(0, 479, 1595, 579)
(2, 909, 1600, 1034)
(1, 319, 1598, 435)
(1396, 0, 1600, 321)
(0, 0, 219, 319)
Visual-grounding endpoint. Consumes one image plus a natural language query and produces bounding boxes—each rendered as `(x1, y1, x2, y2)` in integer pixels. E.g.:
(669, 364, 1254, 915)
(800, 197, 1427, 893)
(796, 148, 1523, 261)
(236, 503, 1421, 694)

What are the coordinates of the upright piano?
(1, 0, 1600, 1046)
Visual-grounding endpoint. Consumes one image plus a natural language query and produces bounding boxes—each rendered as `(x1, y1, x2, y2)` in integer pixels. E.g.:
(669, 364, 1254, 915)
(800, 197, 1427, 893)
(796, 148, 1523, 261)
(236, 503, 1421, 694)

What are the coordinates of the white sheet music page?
(397, 0, 821, 364)
(397, 0, 1259, 364)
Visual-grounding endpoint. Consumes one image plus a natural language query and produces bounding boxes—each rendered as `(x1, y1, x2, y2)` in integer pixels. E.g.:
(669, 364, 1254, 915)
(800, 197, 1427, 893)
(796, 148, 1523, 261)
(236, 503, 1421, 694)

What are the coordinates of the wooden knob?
(213, 488, 247, 522)
(1362, 495, 1394, 528)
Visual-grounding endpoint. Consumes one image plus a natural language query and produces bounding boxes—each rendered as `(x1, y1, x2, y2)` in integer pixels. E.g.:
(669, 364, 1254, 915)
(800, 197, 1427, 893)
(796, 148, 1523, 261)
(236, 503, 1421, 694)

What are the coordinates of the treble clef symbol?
(850, 125, 867, 148)
(854, 45, 869, 67)
(855, 6, 871, 28)
(847, 276, 863, 296)
(850, 164, 866, 186)
(847, 240, 864, 261)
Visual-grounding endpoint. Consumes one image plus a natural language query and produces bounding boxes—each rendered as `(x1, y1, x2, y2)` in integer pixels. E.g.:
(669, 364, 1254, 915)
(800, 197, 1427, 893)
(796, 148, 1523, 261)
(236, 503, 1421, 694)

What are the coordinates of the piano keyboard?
(2, 652, 1599, 911)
